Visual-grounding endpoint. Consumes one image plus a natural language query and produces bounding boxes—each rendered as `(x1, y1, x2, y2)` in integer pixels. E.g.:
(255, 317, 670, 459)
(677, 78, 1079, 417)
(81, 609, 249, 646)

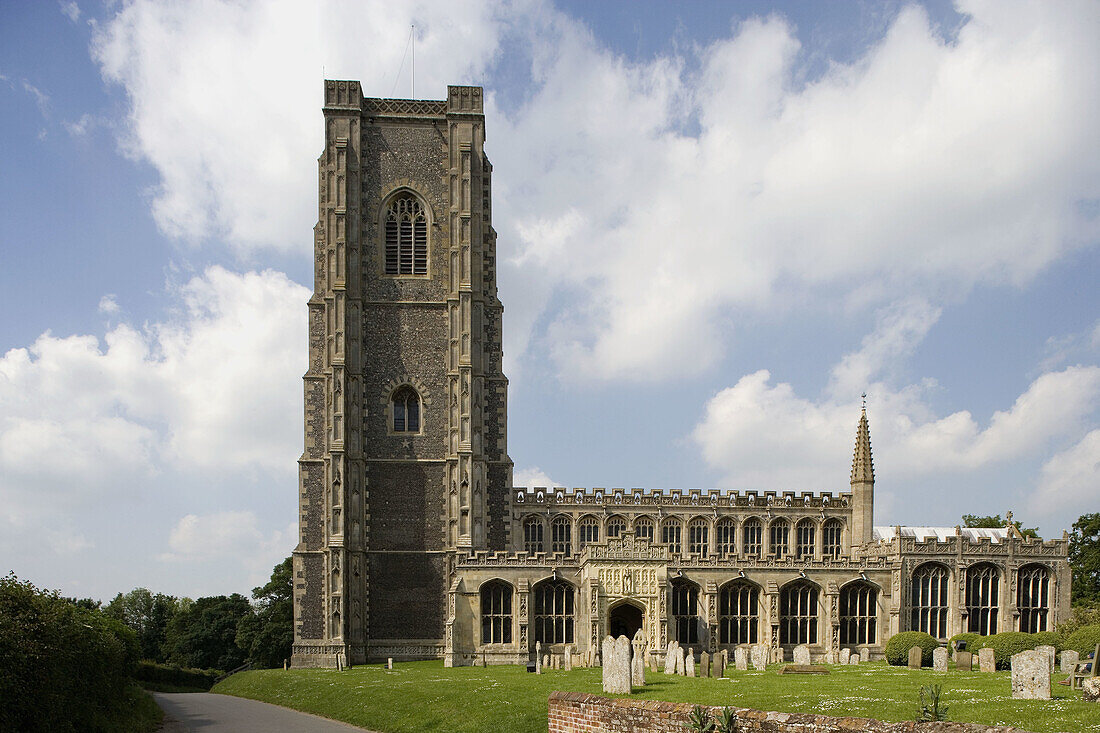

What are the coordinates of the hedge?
(1066, 625, 1100, 658)
(133, 661, 220, 691)
(884, 631, 939, 666)
(947, 633, 986, 657)
(981, 632, 1038, 670)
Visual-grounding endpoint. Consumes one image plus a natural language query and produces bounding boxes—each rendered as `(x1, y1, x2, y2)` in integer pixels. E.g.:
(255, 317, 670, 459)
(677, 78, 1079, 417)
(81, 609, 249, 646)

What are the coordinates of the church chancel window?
(671, 579, 700, 645)
(480, 581, 512, 644)
(719, 581, 758, 644)
(391, 386, 420, 433)
(779, 581, 818, 644)
(910, 563, 949, 639)
(839, 582, 877, 645)
(533, 580, 574, 645)
(383, 192, 428, 275)
(966, 563, 999, 635)
(1017, 565, 1049, 633)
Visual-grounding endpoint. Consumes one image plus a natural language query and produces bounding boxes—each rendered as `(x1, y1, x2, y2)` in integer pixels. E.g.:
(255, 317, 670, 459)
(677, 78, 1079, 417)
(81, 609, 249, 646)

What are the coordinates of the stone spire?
(850, 402, 874, 484)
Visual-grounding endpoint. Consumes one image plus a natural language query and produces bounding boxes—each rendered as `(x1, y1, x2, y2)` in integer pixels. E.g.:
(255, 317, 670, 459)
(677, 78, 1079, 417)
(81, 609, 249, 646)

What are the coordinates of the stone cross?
(978, 648, 996, 673)
(602, 635, 632, 694)
(933, 647, 948, 672)
(859, 647, 870, 663)
(838, 648, 850, 665)
(564, 645, 573, 671)
(1060, 650, 1079, 674)
(685, 648, 696, 677)
(1011, 650, 1051, 700)
(700, 651, 711, 677)
(664, 641, 678, 675)
(908, 646, 923, 669)
(535, 642, 542, 674)
(734, 646, 748, 670)
(955, 650, 973, 671)
(750, 644, 768, 671)
(675, 646, 686, 675)
(1035, 644, 1055, 674)
(793, 645, 811, 666)
(631, 629, 647, 687)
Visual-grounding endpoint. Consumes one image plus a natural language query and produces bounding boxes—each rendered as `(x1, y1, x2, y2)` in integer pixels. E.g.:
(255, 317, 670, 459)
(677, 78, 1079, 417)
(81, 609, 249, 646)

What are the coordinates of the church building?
(291, 80, 1071, 668)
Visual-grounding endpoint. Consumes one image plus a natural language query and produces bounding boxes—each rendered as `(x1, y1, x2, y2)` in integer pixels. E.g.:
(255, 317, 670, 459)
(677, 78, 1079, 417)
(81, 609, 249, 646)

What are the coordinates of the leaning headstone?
(794, 645, 811, 666)
(838, 648, 851, 665)
(631, 629, 647, 687)
(1061, 650, 1079, 674)
(686, 648, 696, 677)
(664, 641, 678, 675)
(1011, 650, 1051, 700)
(751, 644, 768, 671)
(602, 635, 632, 694)
(859, 647, 870, 663)
(734, 646, 748, 670)
(908, 646, 923, 669)
(955, 650, 973, 671)
(712, 652, 725, 678)
(1083, 678, 1100, 703)
(933, 647, 948, 672)
(978, 648, 996, 673)
(564, 645, 573, 671)
(700, 651, 711, 677)
(675, 646, 686, 675)
(1035, 644, 1055, 674)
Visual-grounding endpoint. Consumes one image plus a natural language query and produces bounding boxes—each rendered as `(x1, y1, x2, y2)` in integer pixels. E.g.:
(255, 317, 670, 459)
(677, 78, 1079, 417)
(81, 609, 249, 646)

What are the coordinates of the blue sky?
(1, 0, 1098, 603)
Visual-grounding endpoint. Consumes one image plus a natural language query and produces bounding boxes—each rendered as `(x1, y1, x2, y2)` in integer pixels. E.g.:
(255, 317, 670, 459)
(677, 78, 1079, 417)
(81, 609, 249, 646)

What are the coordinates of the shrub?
(983, 632, 1037, 670)
(133, 661, 220, 691)
(885, 631, 939, 666)
(1056, 603, 1100, 639)
(1065, 624, 1100, 658)
(1030, 631, 1063, 652)
(947, 633, 986, 657)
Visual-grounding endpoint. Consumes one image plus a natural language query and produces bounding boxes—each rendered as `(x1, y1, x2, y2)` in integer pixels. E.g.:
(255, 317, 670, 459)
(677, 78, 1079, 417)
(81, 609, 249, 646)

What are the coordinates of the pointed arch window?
(391, 385, 420, 433)
(965, 563, 999, 635)
(742, 517, 762, 557)
(671, 579, 700, 645)
(634, 517, 655, 543)
(769, 519, 790, 557)
(910, 563, 949, 639)
(384, 192, 428, 275)
(795, 519, 816, 559)
(839, 582, 877, 645)
(480, 581, 512, 644)
(661, 519, 682, 555)
(688, 518, 709, 555)
(533, 579, 574, 645)
(523, 516, 544, 553)
(606, 516, 626, 538)
(823, 519, 843, 558)
(715, 519, 736, 555)
(779, 580, 819, 644)
(1017, 565, 1049, 633)
(550, 515, 572, 554)
(719, 581, 759, 644)
(578, 515, 600, 547)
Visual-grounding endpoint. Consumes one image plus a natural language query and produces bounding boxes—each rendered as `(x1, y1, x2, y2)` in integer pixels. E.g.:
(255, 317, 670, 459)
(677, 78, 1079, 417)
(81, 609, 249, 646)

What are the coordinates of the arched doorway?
(608, 601, 644, 640)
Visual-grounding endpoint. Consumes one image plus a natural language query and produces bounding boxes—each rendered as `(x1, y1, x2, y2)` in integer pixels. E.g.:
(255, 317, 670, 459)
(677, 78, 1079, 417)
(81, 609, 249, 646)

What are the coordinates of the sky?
(1, 0, 1098, 603)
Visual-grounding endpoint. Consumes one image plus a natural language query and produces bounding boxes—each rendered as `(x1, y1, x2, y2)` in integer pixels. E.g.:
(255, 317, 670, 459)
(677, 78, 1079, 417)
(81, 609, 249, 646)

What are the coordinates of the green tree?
(164, 594, 254, 670)
(1069, 513, 1100, 604)
(104, 588, 180, 662)
(962, 513, 1038, 538)
(236, 557, 294, 668)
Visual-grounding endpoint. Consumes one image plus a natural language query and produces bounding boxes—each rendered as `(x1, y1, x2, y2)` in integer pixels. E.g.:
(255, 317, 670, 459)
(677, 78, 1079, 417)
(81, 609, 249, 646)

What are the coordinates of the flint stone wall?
(547, 692, 1033, 733)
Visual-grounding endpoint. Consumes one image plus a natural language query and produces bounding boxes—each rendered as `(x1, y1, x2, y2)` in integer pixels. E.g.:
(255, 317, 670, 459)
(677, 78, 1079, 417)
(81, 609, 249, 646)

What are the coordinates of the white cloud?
(160, 511, 296, 590)
(98, 293, 120, 314)
(60, 1, 81, 23)
(513, 466, 561, 489)
(1031, 429, 1100, 515)
(91, 0, 505, 254)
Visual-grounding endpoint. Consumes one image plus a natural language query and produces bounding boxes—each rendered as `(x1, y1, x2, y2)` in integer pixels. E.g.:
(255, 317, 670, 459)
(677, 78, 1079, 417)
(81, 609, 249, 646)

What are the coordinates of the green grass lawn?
(212, 660, 1099, 733)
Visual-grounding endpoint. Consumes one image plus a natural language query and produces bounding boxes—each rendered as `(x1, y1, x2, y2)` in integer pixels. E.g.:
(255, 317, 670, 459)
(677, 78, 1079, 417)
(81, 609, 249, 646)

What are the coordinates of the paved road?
(154, 692, 378, 732)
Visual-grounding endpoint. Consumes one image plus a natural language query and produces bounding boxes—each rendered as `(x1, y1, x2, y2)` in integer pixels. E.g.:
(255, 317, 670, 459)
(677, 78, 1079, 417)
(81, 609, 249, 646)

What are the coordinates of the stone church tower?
(292, 81, 512, 667)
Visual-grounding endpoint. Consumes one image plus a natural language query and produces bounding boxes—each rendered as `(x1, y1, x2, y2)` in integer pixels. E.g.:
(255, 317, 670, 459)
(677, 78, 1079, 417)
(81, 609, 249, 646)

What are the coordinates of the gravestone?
(602, 635, 632, 694)
(712, 652, 725, 678)
(387, 657, 393, 670)
(664, 641, 678, 675)
(860, 647, 870, 663)
(686, 648, 696, 677)
(773, 647, 785, 664)
(564, 645, 573, 671)
(675, 646, 686, 675)
(794, 645, 811, 666)
(1035, 644, 1055, 674)
(535, 642, 542, 674)
(720, 649, 729, 670)
(735, 646, 748, 670)
(838, 648, 851, 665)
(649, 654, 657, 672)
(700, 651, 711, 677)
(955, 650, 973, 671)
(631, 629, 646, 687)
(908, 646, 923, 669)
(1011, 650, 1051, 700)
(1061, 650, 1079, 674)
(824, 650, 838, 665)
(849, 655, 859, 665)
(751, 644, 768, 671)
(933, 647, 948, 672)
(978, 648, 996, 673)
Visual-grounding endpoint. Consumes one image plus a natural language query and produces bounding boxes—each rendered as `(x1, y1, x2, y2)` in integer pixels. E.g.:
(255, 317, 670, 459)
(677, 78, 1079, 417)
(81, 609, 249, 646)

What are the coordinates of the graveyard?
(214, 653, 1099, 733)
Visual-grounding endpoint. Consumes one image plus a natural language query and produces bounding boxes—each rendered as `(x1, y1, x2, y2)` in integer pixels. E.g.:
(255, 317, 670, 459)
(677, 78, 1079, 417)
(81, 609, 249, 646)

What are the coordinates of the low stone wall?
(547, 692, 1032, 733)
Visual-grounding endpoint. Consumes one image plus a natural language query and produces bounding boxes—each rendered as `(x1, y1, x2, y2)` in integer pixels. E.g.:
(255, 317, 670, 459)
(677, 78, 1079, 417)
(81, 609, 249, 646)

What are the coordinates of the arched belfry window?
(384, 192, 428, 275)
(391, 385, 421, 433)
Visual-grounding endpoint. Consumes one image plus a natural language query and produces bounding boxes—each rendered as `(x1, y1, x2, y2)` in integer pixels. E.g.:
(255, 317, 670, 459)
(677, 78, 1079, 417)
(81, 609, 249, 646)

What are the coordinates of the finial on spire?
(850, 404, 874, 484)
(861, 392, 867, 411)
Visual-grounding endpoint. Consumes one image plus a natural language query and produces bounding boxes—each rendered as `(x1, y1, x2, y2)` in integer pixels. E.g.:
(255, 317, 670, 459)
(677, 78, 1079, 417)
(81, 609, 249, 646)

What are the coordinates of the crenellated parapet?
(512, 487, 851, 509)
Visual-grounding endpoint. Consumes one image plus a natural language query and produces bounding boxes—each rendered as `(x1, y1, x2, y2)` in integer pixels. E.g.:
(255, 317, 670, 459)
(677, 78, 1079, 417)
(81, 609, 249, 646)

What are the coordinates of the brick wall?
(547, 692, 1030, 733)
